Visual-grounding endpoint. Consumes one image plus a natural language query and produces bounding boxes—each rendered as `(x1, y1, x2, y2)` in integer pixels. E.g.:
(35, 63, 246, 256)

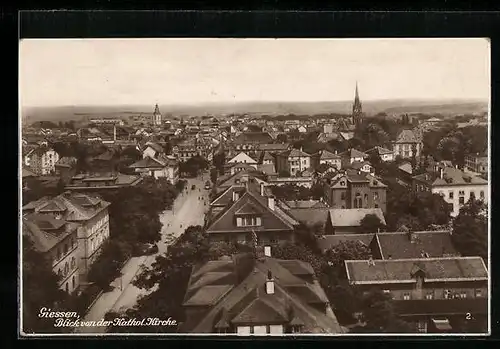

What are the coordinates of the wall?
(432, 184, 488, 217)
(50, 231, 80, 294)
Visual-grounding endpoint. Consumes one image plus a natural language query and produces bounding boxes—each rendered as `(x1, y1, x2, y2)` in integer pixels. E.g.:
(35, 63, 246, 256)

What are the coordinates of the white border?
(18, 37, 491, 337)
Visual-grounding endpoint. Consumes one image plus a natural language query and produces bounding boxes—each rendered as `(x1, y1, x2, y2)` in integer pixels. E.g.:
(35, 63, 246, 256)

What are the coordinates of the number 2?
(466, 313, 472, 320)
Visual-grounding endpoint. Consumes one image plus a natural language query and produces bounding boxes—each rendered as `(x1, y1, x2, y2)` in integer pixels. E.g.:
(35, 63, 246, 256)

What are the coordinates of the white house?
(129, 155, 179, 184)
(29, 146, 60, 175)
(228, 152, 258, 170)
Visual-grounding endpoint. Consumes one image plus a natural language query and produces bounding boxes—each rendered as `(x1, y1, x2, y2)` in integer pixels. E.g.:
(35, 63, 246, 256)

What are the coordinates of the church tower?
(153, 103, 162, 126)
(352, 82, 363, 126)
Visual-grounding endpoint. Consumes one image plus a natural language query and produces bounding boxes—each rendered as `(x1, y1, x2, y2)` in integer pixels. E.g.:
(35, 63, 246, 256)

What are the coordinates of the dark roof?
(184, 255, 343, 333)
(286, 207, 330, 227)
(345, 257, 488, 284)
(317, 234, 374, 252)
(283, 200, 329, 209)
(320, 149, 340, 160)
(233, 132, 273, 144)
(206, 189, 294, 234)
(394, 129, 421, 144)
(375, 231, 459, 260)
(413, 167, 488, 187)
(341, 148, 367, 159)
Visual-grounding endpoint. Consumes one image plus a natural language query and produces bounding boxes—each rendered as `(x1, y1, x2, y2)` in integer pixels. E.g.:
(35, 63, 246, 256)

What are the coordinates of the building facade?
(29, 147, 60, 175)
(22, 191, 111, 286)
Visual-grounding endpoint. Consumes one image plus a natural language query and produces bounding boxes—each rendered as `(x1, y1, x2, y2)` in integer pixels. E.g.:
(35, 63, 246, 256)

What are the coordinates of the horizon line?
(22, 97, 489, 109)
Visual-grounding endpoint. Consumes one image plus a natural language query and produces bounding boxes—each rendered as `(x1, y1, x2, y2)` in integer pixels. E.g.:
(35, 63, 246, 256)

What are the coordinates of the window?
(354, 198, 362, 208)
(416, 321, 427, 333)
(72, 276, 75, 289)
(71, 257, 76, 269)
(425, 291, 434, 300)
(439, 191, 444, 197)
(340, 192, 346, 200)
(64, 243, 68, 255)
(475, 289, 482, 298)
(374, 204, 379, 208)
(58, 269, 62, 277)
(449, 191, 454, 199)
(403, 293, 411, 300)
(364, 194, 368, 201)
(57, 248, 62, 260)
(480, 191, 485, 199)
(65, 283, 69, 293)
(444, 289, 451, 299)
(340, 181, 345, 186)
(374, 192, 379, 200)
(459, 197, 465, 205)
(460, 291, 467, 299)
(459, 190, 465, 196)
(470, 191, 475, 200)
(64, 262, 69, 276)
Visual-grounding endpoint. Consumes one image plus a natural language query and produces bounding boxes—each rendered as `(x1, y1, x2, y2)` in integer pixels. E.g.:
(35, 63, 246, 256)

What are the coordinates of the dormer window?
(236, 215, 262, 227)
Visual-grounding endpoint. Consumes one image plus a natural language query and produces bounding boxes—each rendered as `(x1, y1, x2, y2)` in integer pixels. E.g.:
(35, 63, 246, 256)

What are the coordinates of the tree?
(452, 199, 488, 261)
(272, 242, 325, 276)
(351, 290, 413, 333)
(87, 240, 132, 291)
(276, 134, 288, 144)
(210, 168, 218, 185)
(324, 240, 372, 278)
(212, 151, 226, 175)
(22, 236, 71, 333)
(359, 214, 386, 233)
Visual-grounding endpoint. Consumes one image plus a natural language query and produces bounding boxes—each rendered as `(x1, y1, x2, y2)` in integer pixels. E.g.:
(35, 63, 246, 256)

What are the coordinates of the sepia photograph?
(19, 38, 490, 336)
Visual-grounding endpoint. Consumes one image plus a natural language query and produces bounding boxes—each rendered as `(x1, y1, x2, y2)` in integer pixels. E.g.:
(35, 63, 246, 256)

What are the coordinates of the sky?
(19, 38, 490, 107)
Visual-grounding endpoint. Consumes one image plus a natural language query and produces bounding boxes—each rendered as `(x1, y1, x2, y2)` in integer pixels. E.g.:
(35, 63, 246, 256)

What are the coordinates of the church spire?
(352, 82, 363, 126)
(153, 103, 162, 126)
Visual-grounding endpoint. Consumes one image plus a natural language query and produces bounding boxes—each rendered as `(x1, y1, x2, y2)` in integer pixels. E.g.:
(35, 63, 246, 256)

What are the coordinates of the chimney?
(367, 256, 375, 266)
(439, 168, 444, 179)
(268, 196, 275, 211)
(260, 182, 265, 197)
(265, 270, 275, 295)
(264, 245, 271, 257)
(232, 190, 240, 202)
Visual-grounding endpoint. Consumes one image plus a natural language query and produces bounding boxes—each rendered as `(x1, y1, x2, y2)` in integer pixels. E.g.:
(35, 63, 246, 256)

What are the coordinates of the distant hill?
(21, 99, 488, 123)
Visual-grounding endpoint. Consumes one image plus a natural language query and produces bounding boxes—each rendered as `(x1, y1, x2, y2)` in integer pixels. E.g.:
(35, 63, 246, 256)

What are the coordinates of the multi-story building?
(129, 154, 179, 184)
(315, 149, 341, 170)
(464, 152, 488, 176)
(324, 169, 387, 214)
(22, 191, 111, 285)
(180, 249, 343, 334)
(345, 256, 488, 333)
(28, 146, 60, 175)
(64, 172, 143, 191)
(366, 146, 395, 162)
(152, 103, 162, 126)
(339, 148, 368, 168)
(173, 137, 214, 162)
(392, 129, 423, 159)
(206, 179, 298, 244)
(232, 132, 274, 152)
(412, 166, 488, 217)
(23, 215, 81, 294)
(227, 151, 258, 170)
(276, 148, 312, 176)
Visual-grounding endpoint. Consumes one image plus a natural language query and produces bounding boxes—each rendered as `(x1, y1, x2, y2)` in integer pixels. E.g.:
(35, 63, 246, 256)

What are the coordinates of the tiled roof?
(366, 146, 393, 155)
(23, 192, 110, 222)
(257, 143, 290, 152)
(413, 167, 488, 186)
(186, 255, 343, 333)
(206, 190, 294, 234)
(341, 148, 367, 159)
(329, 208, 386, 228)
(257, 163, 277, 175)
(284, 200, 328, 209)
(317, 233, 375, 252)
(319, 149, 340, 160)
(375, 231, 458, 260)
(233, 132, 274, 144)
(285, 208, 330, 227)
(394, 129, 421, 144)
(262, 151, 275, 161)
(22, 215, 80, 253)
(345, 256, 488, 284)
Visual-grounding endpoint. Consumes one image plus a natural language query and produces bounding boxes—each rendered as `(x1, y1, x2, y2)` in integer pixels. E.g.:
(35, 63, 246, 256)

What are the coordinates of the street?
(75, 174, 210, 333)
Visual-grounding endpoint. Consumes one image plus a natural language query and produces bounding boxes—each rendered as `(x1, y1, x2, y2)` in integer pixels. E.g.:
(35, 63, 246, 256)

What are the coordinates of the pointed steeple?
(352, 81, 363, 126)
(153, 103, 162, 126)
(154, 103, 160, 115)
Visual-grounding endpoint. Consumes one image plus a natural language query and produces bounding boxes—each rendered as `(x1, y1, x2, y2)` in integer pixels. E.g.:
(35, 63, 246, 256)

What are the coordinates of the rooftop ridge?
(346, 256, 484, 263)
